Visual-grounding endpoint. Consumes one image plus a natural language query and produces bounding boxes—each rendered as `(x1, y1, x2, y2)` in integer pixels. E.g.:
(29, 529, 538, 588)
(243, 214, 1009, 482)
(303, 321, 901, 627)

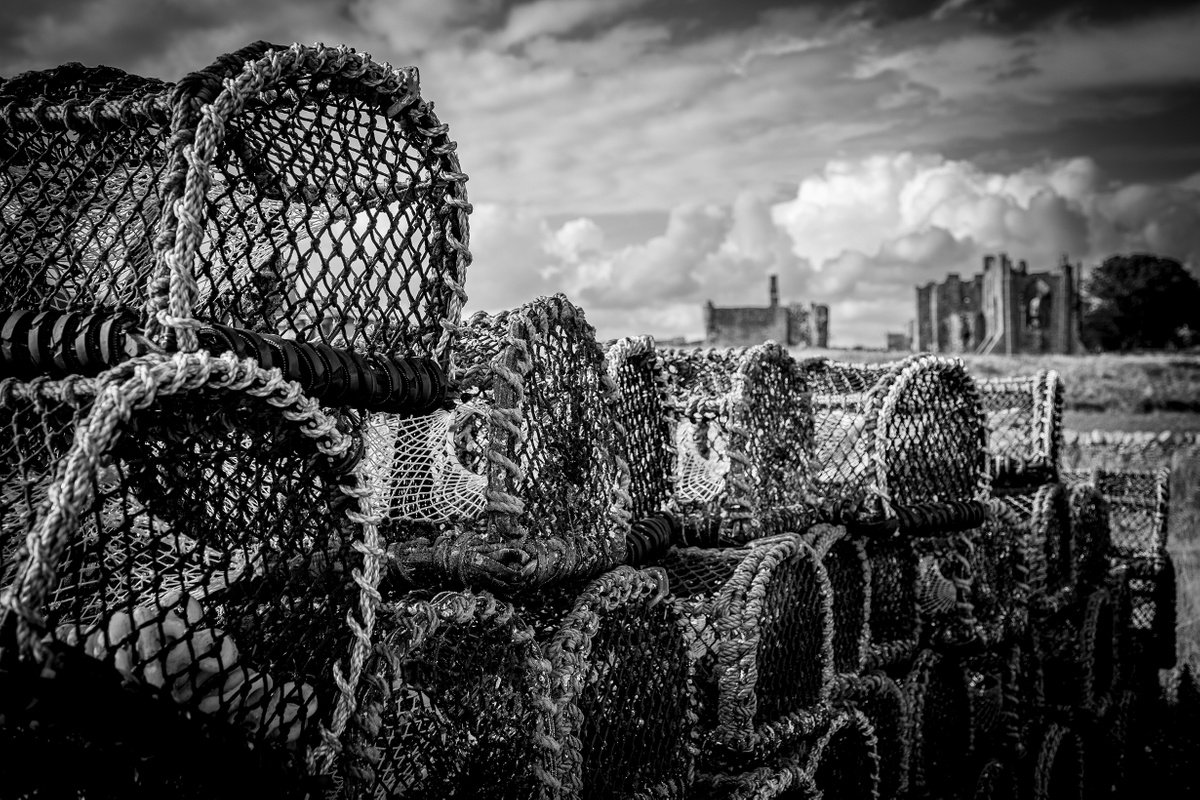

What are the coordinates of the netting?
(0, 65, 171, 318)
(863, 535, 920, 670)
(1109, 555, 1177, 671)
(346, 589, 557, 799)
(904, 649, 973, 800)
(1039, 588, 1118, 718)
(605, 336, 677, 523)
(804, 709, 880, 800)
(657, 344, 812, 545)
(977, 372, 1063, 490)
(0, 353, 383, 794)
(799, 354, 988, 526)
(993, 483, 1075, 614)
(1063, 478, 1111, 592)
(832, 672, 909, 800)
(961, 651, 1013, 764)
(382, 295, 630, 590)
(517, 565, 697, 799)
(804, 524, 870, 675)
(1, 376, 97, 591)
(662, 535, 833, 765)
(915, 524, 1031, 650)
(1, 43, 471, 366)
(1084, 468, 1170, 560)
(690, 759, 820, 800)
(1030, 723, 1085, 800)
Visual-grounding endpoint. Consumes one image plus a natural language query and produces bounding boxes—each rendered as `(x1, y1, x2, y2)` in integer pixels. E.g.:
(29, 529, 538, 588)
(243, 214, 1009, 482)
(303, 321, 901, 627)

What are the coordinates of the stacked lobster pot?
(979, 371, 1126, 800)
(0, 40, 488, 796)
(1075, 468, 1176, 677)
(605, 339, 881, 800)
(799, 353, 1018, 799)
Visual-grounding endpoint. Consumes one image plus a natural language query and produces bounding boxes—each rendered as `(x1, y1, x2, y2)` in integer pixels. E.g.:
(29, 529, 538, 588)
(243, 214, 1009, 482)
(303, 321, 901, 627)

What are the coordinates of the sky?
(5, 0, 1200, 347)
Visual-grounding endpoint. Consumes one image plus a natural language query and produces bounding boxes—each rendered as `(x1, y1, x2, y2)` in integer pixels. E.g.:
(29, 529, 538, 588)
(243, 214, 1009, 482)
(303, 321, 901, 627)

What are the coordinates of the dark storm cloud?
(875, 0, 1200, 28)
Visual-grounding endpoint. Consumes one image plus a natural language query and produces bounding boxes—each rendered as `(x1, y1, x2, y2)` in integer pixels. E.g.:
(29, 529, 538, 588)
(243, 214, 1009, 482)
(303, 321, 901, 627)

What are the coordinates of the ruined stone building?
(704, 275, 829, 348)
(916, 253, 1082, 355)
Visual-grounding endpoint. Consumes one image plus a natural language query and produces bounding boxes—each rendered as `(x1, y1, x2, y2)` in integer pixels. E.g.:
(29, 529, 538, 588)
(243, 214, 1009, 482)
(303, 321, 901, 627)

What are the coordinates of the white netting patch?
(361, 408, 488, 523)
(917, 555, 959, 619)
(673, 417, 729, 505)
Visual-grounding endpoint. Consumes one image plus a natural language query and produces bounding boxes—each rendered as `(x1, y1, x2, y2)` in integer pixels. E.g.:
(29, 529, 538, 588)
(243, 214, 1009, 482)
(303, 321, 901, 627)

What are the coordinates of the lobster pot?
(1039, 589, 1119, 718)
(864, 534, 921, 669)
(377, 295, 630, 590)
(804, 524, 870, 675)
(1064, 479, 1111, 592)
(605, 336, 677, 523)
(994, 483, 1075, 614)
(657, 344, 811, 545)
(978, 372, 1063, 490)
(1, 376, 98, 589)
(520, 566, 698, 800)
(832, 672, 910, 800)
(1028, 724, 1085, 800)
(1109, 555, 1176, 671)
(1091, 468, 1170, 561)
(971, 759, 1019, 800)
(662, 535, 833, 764)
(0, 65, 171, 319)
(0, 354, 383, 794)
(347, 590, 557, 800)
(914, 523, 1031, 650)
(1, 43, 470, 366)
(904, 649, 973, 799)
(804, 710, 880, 800)
(800, 354, 988, 526)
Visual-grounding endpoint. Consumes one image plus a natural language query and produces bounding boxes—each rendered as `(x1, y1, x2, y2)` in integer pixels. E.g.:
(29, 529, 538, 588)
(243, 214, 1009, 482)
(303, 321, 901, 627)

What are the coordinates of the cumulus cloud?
(461, 152, 1200, 347)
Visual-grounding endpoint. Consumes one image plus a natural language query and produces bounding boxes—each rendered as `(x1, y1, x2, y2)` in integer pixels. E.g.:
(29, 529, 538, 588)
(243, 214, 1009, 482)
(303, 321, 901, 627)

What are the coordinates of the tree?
(1081, 254, 1200, 351)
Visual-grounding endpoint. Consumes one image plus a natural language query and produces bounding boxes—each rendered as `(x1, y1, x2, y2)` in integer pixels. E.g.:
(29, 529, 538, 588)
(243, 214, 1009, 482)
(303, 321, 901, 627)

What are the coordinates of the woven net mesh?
(517, 566, 696, 800)
(658, 344, 812, 545)
(864, 535, 920, 669)
(1032, 724, 1085, 800)
(348, 590, 556, 799)
(2, 44, 470, 367)
(662, 536, 832, 762)
(995, 483, 1074, 611)
(905, 649, 972, 799)
(385, 295, 628, 589)
(359, 408, 487, 523)
(833, 672, 909, 800)
(5, 361, 375, 786)
(1086, 469, 1169, 559)
(1, 376, 96, 591)
(962, 652, 1009, 760)
(806, 524, 870, 675)
(166, 44, 467, 363)
(806, 709, 880, 800)
(1112, 556, 1177, 669)
(977, 372, 1062, 489)
(690, 760, 819, 800)
(0, 65, 170, 317)
(800, 354, 987, 524)
(605, 336, 676, 521)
